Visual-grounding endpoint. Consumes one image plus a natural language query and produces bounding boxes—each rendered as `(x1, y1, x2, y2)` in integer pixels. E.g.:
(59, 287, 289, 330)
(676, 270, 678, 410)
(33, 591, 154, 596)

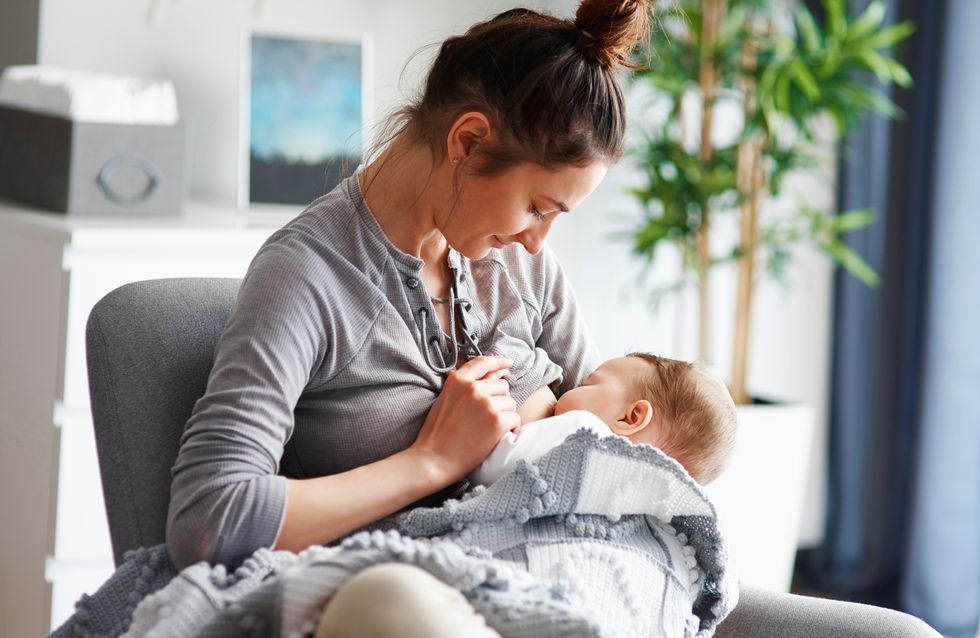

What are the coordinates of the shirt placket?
(401, 266, 447, 370)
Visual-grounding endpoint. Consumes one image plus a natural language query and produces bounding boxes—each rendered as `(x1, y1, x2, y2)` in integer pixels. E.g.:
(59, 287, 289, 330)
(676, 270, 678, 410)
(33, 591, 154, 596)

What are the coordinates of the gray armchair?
(85, 278, 940, 637)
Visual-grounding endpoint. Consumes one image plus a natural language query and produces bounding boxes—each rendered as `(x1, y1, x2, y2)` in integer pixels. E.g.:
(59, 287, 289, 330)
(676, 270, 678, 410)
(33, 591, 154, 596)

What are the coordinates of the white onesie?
(470, 410, 620, 486)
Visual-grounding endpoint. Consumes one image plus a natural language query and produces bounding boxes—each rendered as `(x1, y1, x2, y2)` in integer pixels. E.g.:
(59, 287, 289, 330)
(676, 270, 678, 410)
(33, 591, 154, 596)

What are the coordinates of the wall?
(36, 0, 549, 201)
(31, 0, 831, 546)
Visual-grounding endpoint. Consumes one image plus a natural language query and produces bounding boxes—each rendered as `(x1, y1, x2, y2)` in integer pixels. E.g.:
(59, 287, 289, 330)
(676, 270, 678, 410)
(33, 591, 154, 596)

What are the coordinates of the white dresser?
(0, 200, 293, 637)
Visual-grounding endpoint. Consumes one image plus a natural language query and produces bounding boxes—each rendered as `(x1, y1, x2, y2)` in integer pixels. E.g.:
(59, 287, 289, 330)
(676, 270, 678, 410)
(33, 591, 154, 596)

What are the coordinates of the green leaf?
(764, 246, 792, 282)
(857, 48, 897, 84)
(823, 0, 847, 40)
(826, 106, 847, 134)
(632, 217, 672, 257)
(833, 81, 899, 120)
(863, 21, 916, 50)
(796, 5, 823, 54)
(823, 240, 881, 286)
(648, 75, 691, 95)
(846, 1, 887, 43)
(775, 65, 793, 112)
(789, 58, 821, 100)
(883, 57, 914, 88)
(828, 209, 876, 233)
(626, 186, 653, 204)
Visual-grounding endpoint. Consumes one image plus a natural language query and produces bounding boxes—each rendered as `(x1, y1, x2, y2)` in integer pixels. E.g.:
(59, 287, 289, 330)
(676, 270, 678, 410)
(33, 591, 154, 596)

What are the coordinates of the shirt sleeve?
(533, 244, 602, 396)
(166, 241, 330, 570)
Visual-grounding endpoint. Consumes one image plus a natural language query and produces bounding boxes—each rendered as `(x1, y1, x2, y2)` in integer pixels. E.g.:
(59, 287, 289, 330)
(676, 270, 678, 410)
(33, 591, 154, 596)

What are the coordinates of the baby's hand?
(517, 386, 557, 425)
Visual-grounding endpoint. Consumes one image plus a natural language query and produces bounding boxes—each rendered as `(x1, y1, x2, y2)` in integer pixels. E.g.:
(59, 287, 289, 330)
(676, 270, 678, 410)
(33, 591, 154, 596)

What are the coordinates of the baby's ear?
(613, 400, 655, 435)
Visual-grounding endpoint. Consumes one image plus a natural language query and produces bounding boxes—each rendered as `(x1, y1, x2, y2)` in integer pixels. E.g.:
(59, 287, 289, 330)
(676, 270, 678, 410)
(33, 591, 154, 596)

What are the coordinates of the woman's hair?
(627, 353, 738, 485)
(370, 0, 650, 176)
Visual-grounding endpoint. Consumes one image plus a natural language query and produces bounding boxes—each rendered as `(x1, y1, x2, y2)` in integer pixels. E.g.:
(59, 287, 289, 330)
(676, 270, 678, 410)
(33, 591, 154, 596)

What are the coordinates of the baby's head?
(554, 353, 737, 484)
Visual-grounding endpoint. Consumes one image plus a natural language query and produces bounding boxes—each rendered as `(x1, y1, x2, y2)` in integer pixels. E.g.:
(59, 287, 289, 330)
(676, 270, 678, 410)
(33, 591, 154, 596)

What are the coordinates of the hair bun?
(574, 0, 651, 68)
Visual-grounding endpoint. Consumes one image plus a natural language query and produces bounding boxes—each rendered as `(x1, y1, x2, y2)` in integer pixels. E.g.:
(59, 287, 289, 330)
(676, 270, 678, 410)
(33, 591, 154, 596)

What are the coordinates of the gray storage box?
(0, 104, 185, 216)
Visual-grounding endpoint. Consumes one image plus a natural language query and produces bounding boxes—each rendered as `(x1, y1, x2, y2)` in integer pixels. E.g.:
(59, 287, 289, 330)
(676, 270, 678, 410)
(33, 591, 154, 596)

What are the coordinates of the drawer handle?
(96, 154, 160, 205)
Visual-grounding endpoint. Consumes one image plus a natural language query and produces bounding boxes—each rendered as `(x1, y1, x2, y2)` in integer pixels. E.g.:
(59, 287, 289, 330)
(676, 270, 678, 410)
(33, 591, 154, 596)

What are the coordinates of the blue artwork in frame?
(241, 29, 369, 208)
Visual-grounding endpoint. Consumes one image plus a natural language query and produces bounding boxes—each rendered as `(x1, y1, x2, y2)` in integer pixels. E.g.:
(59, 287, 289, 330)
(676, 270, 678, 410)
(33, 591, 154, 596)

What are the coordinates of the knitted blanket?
(52, 429, 736, 638)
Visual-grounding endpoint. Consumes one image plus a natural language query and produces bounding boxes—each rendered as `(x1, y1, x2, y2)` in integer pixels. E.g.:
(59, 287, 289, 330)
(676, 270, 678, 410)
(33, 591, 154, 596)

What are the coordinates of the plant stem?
(731, 15, 759, 405)
(697, 0, 724, 362)
(732, 139, 764, 404)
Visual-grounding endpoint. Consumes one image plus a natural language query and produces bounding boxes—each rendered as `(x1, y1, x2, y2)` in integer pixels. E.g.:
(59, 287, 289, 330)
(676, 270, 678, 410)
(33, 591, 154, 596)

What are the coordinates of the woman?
(165, 1, 644, 634)
(164, 1, 940, 636)
(169, 0, 638, 562)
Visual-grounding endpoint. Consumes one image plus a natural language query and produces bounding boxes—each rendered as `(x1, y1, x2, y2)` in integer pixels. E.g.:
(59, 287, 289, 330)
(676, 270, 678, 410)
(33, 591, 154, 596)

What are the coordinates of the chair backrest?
(86, 277, 241, 566)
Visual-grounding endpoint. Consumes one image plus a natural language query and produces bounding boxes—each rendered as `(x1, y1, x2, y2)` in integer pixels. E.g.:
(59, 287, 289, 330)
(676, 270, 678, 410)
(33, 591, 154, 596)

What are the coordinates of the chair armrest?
(716, 585, 941, 638)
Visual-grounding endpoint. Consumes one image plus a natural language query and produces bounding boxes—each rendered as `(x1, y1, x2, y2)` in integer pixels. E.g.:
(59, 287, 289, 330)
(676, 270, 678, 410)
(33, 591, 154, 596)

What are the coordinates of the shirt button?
(406, 277, 420, 289)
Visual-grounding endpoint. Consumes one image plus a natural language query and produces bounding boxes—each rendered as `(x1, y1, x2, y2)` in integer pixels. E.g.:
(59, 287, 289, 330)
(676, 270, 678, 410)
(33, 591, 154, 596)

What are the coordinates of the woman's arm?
(533, 245, 602, 394)
(275, 356, 518, 552)
(275, 447, 441, 552)
(167, 245, 332, 569)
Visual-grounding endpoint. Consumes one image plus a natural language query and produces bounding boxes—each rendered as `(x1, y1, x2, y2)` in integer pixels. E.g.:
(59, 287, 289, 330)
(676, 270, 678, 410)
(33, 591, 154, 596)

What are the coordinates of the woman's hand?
(276, 356, 516, 553)
(410, 355, 519, 483)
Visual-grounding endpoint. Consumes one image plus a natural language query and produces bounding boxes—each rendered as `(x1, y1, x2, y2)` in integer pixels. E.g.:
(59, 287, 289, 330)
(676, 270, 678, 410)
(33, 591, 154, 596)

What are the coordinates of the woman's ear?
(446, 111, 492, 162)
(612, 400, 655, 436)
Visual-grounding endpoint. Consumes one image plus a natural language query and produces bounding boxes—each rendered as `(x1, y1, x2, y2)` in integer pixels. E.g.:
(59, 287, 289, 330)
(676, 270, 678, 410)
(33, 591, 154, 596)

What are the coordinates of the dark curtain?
(796, 1, 980, 636)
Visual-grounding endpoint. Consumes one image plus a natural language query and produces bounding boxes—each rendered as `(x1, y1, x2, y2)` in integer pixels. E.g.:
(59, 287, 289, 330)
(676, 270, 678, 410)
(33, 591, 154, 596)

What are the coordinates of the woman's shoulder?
(238, 193, 392, 330)
(247, 179, 392, 296)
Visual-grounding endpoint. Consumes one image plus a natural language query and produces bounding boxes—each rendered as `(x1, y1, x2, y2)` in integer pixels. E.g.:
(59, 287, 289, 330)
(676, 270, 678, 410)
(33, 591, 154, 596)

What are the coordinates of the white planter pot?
(703, 402, 815, 592)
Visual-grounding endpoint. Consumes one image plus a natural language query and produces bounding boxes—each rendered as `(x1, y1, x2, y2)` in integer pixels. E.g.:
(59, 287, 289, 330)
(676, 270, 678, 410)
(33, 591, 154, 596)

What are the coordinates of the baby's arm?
(517, 386, 557, 426)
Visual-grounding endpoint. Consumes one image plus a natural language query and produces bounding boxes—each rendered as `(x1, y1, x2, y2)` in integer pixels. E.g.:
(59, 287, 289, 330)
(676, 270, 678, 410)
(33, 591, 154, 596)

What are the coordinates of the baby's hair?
(627, 353, 737, 484)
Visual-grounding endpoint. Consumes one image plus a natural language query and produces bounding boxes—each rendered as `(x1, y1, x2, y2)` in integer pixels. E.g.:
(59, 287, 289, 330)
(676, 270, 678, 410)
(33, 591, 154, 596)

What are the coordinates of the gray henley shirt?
(166, 171, 601, 569)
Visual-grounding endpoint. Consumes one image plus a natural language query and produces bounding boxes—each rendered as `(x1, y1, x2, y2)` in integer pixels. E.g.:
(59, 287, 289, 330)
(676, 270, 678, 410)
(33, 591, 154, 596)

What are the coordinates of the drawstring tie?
(419, 280, 482, 374)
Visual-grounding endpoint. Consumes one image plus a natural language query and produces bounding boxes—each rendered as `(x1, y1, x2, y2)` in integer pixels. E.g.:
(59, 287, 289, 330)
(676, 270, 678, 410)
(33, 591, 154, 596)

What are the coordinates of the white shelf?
(0, 196, 299, 246)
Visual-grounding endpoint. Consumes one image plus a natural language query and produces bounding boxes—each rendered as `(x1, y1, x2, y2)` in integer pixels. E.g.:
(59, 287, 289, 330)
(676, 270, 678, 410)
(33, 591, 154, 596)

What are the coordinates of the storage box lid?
(0, 65, 178, 125)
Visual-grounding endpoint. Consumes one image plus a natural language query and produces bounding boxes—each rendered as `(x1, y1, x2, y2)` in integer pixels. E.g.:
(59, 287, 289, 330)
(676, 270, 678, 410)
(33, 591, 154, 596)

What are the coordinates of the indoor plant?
(628, 0, 912, 402)
(625, 0, 913, 589)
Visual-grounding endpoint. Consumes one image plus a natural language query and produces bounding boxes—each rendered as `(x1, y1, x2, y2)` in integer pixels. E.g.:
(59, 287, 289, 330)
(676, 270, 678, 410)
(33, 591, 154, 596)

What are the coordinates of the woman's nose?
(516, 219, 554, 255)
(517, 230, 544, 255)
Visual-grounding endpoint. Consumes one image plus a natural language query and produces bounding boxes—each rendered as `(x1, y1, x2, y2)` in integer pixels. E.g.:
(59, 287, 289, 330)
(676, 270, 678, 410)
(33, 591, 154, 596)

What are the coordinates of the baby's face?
(554, 356, 647, 427)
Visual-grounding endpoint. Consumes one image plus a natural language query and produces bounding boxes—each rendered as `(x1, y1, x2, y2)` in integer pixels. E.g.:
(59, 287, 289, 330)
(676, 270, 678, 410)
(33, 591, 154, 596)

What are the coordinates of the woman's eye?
(528, 204, 546, 221)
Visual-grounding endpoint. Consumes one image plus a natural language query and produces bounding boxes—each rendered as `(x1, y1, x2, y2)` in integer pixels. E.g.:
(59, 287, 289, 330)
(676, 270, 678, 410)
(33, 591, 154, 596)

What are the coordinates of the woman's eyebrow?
(542, 195, 569, 212)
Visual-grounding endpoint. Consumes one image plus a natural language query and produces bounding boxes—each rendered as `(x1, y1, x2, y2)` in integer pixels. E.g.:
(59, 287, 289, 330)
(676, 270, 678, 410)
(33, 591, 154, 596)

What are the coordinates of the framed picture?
(239, 27, 373, 210)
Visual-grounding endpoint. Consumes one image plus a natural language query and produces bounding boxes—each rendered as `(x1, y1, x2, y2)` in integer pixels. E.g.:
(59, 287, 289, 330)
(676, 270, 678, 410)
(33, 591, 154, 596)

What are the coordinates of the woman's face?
(440, 161, 608, 260)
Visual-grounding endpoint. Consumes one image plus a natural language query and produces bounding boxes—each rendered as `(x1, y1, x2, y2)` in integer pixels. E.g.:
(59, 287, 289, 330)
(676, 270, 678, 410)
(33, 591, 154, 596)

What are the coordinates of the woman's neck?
(359, 136, 451, 264)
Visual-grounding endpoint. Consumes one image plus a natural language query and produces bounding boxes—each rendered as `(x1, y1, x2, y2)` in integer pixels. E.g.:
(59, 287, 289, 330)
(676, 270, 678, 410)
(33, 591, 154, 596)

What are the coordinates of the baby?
(471, 352, 737, 486)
